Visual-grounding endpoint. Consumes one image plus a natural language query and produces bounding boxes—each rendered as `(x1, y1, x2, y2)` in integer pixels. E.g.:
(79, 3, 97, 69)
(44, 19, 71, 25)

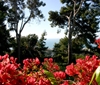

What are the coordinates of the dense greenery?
(4, 0, 46, 62)
(0, 0, 99, 64)
(0, 1, 13, 55)
(48, 0, 100, 64)
(53, 36, 98, 65)
(11, 32, 48, 62)
(36, 31, 48, 58)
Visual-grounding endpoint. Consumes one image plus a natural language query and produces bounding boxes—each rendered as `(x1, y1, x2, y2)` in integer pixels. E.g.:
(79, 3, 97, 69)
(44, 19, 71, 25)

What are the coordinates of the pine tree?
(48, 0, 100, 64)
(0, 1, 12, 55)
(11, 34, 39, 62)
(36, 31, 48, 59)
(4, 0, 46, 62)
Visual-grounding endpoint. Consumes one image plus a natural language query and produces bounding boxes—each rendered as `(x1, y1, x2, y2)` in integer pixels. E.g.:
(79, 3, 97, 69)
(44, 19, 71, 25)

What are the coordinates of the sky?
(10, 0, 66, 39)
(10, 0, 100, 39)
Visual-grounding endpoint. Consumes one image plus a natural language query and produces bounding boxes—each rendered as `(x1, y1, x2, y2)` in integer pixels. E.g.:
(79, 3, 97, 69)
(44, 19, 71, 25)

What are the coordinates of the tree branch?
(66, 12, 72, 20)
(20, 18, 23, 31)
(72, 0, 76, 17)
(74, 0, 85, 16)
(19, 11, 32, 34)
(14, 23, 18, 34)
(13, 0, 18, 35)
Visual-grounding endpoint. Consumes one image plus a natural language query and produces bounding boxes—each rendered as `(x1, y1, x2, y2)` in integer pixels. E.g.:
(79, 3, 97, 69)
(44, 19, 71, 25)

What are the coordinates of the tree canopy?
(11, 33, 48, 63)
(48, 0, 100, 64)
(3, 0, 46, 62)
(0, 1, 12, 55)
(36, 31, 48, 58)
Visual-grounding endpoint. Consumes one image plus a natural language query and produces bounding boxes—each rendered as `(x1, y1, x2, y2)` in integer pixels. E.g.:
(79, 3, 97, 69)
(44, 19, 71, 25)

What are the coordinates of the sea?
(45, 38, 60, 49)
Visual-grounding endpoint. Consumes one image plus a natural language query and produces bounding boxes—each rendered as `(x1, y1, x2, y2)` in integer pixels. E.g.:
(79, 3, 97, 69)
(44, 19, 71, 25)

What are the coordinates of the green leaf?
(89, 66, 100, 85)
(89, 71, 96, 85)
(44, 70, 57, 85)
(95, 66, 100, 85)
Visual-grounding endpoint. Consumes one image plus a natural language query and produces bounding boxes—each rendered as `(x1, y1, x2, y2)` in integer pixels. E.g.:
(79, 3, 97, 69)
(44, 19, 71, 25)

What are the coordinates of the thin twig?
(74, 0, 85, 16)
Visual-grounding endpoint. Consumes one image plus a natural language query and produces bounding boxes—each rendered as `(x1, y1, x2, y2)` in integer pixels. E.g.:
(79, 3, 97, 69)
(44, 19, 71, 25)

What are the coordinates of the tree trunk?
(67, 16, 72, 64)
(13, 0, 21, 63)
(67, 0, 84, 64)
(68, 31, 72, 64)
(68, 15, 76, 64)
(16, 33, 21, 63)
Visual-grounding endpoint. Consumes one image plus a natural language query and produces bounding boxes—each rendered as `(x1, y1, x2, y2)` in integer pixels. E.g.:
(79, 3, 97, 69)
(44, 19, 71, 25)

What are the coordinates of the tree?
(48, 0, 100, 64)
(4, 0, 46, 62)
(0, 1, 12, 55)
(53, 37, 68, 63)
(36, 31, 48, 59)
(11, 33, 48, 62)
(53, 36, 84, 64)
(11, 34, 39, 62)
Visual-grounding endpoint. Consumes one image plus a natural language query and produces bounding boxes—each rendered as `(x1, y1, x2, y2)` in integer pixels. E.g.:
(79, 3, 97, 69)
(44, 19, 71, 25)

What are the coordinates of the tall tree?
(48, 0, 100, 64)
(11, 33, 48, 62)
(0, 1, 12, 55)
(4, 0, 46, 62)
(11, 34, 39, 62)
(53, 37, 68, 63)
(53, 36, 84, 64)
(36, 31, 48, 58)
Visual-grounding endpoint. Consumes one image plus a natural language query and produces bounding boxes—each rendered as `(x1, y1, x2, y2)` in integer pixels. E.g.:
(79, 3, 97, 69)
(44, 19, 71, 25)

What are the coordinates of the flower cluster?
(42, 58, 60, 72)
(0, 54, 52, 85)
(0, 54, 100, 85)
(65, 55, 100, 85)
(42, 58, 68, 85)
(95, 38, 100, 48)
(0, 54, 69, 85)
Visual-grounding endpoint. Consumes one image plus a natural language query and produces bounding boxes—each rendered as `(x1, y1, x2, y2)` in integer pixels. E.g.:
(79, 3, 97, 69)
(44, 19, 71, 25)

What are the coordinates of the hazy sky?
(10, 0, 100, 39)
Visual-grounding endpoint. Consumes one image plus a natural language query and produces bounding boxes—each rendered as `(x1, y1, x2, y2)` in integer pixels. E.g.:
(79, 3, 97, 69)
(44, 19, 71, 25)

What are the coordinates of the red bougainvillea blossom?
(65, 55, 100, 85)
(95, 38, 100, 48)
(0, 53, 100, 85)
(53, 71, 66, 79)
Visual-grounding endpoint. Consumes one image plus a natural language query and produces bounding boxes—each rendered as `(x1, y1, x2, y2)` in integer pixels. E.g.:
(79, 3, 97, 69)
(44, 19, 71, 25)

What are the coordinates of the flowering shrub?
(0, 54, 51, 85)
(0, 54, 68, 85)
(65, 55, 100, 85)
(0, 53, 100, 85)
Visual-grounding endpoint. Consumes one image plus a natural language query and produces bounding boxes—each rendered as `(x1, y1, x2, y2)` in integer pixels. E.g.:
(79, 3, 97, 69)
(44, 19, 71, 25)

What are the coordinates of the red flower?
(95, 38, 100, 49)
(26, 76, 36, 85)
(35, 57, 40, 65)
(53, 71, 66, 79)
(49, 58, 53, 63)
(60, 80, 69, 85)
(65, 63, 79, 76)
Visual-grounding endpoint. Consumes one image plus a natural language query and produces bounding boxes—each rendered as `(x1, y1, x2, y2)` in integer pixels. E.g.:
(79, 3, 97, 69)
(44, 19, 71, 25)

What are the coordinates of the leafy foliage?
(36, 31, 48, 58)
(11, 34, 38, 62)
(0, 1, 13, 55)
(11, 33, 48, 63)
(48, 0, 100, 64)
(4, 0, 46, 62)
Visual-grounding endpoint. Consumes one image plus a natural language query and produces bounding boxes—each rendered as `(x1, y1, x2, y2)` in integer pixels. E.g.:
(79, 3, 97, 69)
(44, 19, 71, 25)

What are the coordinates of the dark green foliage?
(53, 36, 96, 64)
(11, 34, 39, 62)
(49, 0, 100, 39)
(0, 1, 12, 55)
(36, 31, 48, 58)
(4, 0, 46, 62)
(48, 0, 100, 63)
(6, 0, 46, 31)
(53, 37, 83, 63)
(53, 37, 68, 63)
(11, 33, 48, 63)
(48, 11, 66, 28)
